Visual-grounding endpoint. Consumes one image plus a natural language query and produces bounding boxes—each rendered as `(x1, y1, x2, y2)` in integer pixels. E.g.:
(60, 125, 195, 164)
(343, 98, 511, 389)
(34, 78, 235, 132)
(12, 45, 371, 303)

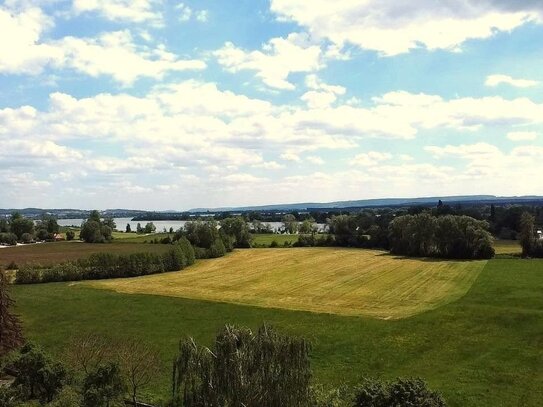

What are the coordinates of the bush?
(177, 237, 195, 265)
(353, 378, 446, 407)
(6, 261, 18, 270)
(65, 230, 75, 241)
(82, 363, 125, 407)
(162, 246, 187, 272)
(0, 233, 17, 246)
(21, 233, 34, 244)
(270, 240, 279, 248)
(47, 386, 82, 407)
(12, 343, 67, 404)
(16, 265, 42, 284)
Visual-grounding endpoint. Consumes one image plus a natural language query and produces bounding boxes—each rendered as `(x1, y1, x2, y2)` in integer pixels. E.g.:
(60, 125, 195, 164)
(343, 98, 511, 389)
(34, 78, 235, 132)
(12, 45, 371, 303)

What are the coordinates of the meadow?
(11, 257, 543, 406)
(88, 248, 486, 319)
(251, 233, 300, 246)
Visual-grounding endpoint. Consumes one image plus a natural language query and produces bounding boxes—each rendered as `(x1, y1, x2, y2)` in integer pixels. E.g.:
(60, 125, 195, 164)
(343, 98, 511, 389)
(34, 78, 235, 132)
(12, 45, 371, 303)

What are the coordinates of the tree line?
(0, 213, 64, 245)
(15, 238, 195, 284)
(519, 212, 543, 258)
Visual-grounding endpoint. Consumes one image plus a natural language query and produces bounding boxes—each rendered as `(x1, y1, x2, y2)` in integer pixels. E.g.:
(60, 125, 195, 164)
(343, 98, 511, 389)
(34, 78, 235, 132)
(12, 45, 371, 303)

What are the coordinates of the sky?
(1, 0, 543, 210)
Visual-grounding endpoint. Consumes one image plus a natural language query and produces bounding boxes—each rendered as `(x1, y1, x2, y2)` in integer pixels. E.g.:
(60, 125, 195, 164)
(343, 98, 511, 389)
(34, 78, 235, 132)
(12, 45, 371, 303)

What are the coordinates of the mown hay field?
(87, 248, 486, 319)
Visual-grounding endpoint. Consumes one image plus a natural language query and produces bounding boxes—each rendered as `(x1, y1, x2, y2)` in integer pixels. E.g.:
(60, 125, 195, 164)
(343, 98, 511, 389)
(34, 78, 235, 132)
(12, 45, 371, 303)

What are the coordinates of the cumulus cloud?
(0, 6, 62, 74)
(270, 0, 543, 55)
(506, 131, 538, 141)
(72, 0, 162, 24)
(213, 33, 323, 90)
(3, 80, 543, 208)
(0, 6, 206, 84)
(350, 152, 393, 167)
(485, 74, 539, 88)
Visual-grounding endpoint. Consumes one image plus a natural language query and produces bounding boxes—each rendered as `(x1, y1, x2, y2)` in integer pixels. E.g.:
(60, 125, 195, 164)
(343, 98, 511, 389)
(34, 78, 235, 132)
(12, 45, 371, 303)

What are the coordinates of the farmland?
(0, 241, 171, 268)
(87, 248, 486, 319)
(11, 257, 543, 406)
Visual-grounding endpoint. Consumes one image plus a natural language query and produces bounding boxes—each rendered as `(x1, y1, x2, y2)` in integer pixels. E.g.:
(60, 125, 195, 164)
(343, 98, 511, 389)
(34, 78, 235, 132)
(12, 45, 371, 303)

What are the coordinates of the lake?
(57, 218, 327, 233)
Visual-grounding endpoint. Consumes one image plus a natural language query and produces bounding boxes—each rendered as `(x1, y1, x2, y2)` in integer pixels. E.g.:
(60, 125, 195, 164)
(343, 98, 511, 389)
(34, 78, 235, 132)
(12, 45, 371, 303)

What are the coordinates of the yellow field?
(493, 239, 522, 255)
(86, 248, 486, 319)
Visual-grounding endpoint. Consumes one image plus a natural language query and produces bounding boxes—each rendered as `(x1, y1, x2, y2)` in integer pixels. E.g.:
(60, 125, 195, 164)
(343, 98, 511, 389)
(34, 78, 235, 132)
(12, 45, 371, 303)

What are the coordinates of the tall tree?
(519, 212, 535, 257)
(0, 270, 24, 357)
(172, 324, 311, 406)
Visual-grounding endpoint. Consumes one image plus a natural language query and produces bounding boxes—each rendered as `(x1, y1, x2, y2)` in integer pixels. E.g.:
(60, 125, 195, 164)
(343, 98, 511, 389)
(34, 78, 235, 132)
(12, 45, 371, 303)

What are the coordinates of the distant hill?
(2, 195, 543, 219)
(189, 195, 543, 213)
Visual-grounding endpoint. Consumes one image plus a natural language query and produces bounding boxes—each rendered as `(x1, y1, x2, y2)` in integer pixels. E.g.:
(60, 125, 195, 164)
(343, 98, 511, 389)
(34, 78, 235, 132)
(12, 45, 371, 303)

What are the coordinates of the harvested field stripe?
(86, 248, 486, 319)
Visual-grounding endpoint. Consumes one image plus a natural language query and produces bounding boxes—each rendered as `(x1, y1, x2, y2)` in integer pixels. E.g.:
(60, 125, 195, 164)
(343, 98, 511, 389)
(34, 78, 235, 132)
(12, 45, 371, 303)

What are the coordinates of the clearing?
(87, 248, 485, 319)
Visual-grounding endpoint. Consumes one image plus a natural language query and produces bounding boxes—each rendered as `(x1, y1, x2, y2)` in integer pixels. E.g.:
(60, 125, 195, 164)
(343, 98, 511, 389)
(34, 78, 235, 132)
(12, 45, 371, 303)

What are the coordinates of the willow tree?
(0, 270, 24, 358)
(172, 324, 312, 407)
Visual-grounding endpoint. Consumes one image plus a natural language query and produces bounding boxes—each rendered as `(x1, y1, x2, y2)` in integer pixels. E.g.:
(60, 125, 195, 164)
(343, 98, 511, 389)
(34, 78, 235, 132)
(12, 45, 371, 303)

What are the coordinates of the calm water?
(57, 218, 326, 233)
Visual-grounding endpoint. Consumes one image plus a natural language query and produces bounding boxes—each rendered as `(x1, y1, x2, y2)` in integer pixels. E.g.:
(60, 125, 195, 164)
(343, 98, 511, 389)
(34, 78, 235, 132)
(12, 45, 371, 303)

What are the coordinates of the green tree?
(172, 324, 311, 406)
(82, 362, 125, 407)
(143, 222, 156, 234)
(519, 212, 536, 257)
(282, 214, 299, 234)
(0, 270, 24, 357)
(80, 211, 113, 243)
(12, 343, 66, 403)
(9, 213, 34, 240)
(220, 217, 252, 248)
(299, 218, 317, 235)
(125, 223, 132, 233)
(66, 230, 75, 241)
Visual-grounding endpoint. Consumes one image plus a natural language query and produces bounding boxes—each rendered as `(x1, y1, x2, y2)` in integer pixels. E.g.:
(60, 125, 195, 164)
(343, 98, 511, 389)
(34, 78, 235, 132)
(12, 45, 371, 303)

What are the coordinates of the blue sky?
(1, 0, 542, 210)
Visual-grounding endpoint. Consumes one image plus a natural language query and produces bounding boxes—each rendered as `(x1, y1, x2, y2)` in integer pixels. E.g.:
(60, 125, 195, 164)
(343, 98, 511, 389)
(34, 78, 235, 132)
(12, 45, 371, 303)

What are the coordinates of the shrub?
(12, 343, 67, 404)
(16, 265, 42, 284)
(65, 230, 75, 241)
(353, 378, 446, 407)
(47, 386, 82, 407)
(0, 233, 17, 246)
(162, 246, 186, 272)
(21, 233, 34, 244)
(177, 237, 195, 265)
(270, 240, 279, 248)
(82, 362, 125, 407)
(6, 261, 18, 270)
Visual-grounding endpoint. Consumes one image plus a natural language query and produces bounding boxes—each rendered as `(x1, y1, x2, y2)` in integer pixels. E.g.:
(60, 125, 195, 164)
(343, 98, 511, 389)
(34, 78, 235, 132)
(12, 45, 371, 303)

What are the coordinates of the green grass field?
(11, 256, 543, 406)
(87, 248, 486, 319)
(0, 242, 171, 268)
(251, 233, 300, 246)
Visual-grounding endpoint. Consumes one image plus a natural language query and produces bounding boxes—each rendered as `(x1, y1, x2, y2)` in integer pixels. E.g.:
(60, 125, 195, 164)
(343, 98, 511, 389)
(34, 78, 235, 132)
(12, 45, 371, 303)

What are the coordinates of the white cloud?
(302, 75, 346, 108)
(280, 152, 301, 162)
(306, 155, 325, 165)
(507, 131, 538, 141)
(3, 81, 543, 209)
(176, 3, 208, 23)
(253, 161, 285, 170)
(0, 6, 63, 74)
(56, 31, 206, 85)
(350, 152, 393, 167)
(213, 33, 323, 90)
(0, 6, 205, 84)
(72, 0, 162, 24)
(485, 74, 539, 88)
(270, 0, 542, 56)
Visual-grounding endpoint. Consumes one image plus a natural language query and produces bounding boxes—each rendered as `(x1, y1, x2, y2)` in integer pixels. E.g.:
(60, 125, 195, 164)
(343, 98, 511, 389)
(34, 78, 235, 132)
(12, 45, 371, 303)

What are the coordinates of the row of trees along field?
(519, 212, 543, 258)
(15, 238, 196, 284)
(0, 213, 68, 245)
(0, 275, 446, 406)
